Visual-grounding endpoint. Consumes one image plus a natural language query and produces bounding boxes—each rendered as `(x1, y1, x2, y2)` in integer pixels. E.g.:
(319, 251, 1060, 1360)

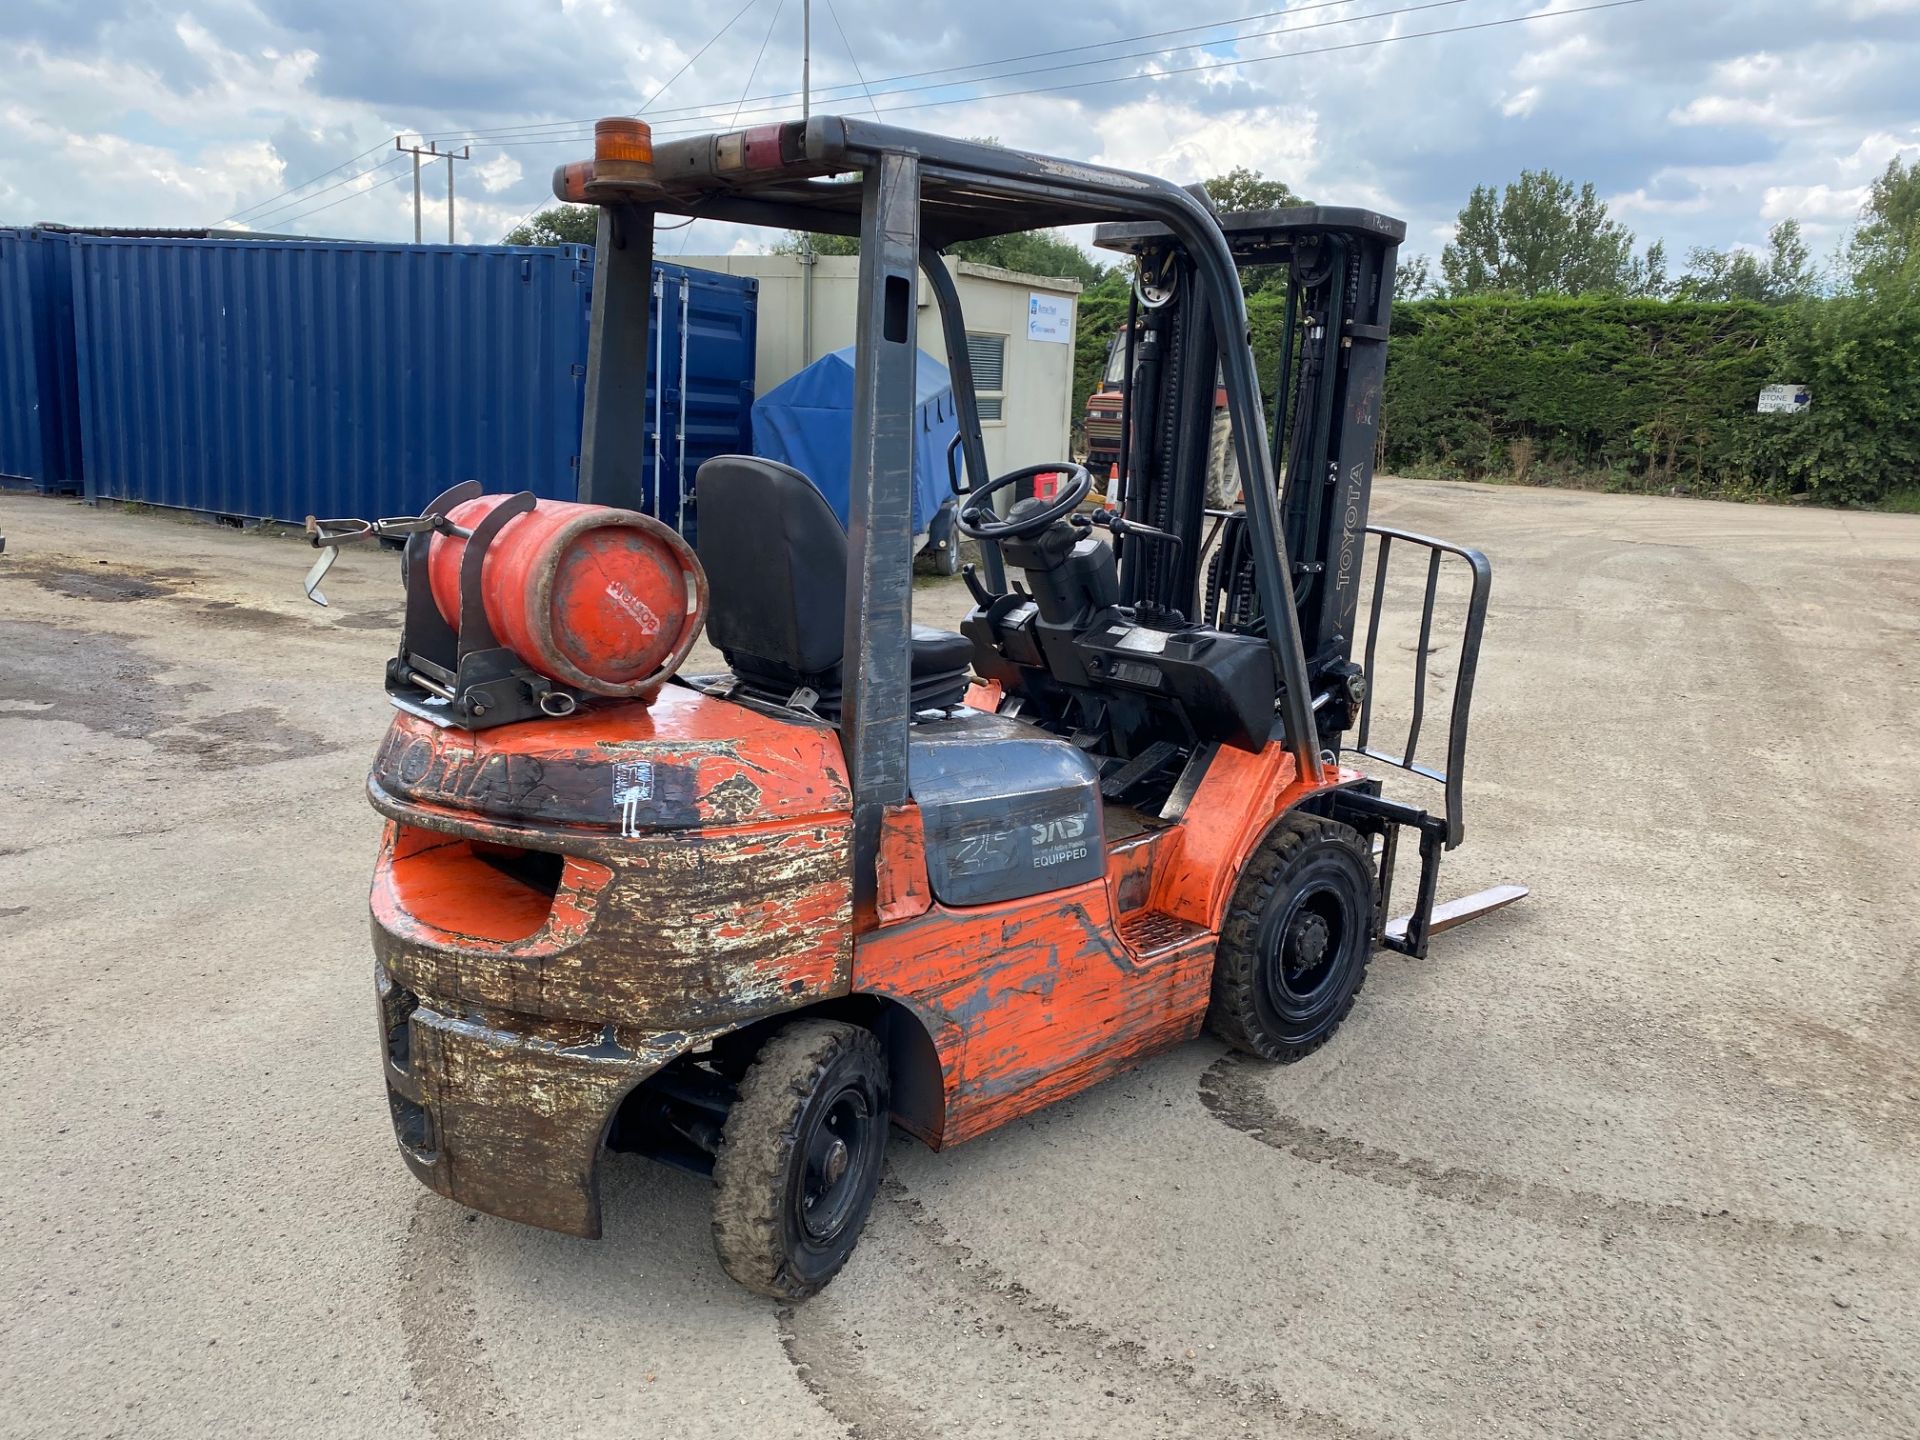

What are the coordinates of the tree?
(1439, 170, 1656, 297)
(1395, 252, 1434, 302)
(1194, 168, 1309, 292)
(1676, 220, 1816, 304)
(502, 205, 599, 247)
(1847, 156, 1920, 294)
(771, 231, 859, 256)
(1201, 167, 1307, 214)
(950, 231, 1107, 286)
(1626, 239, 1671, 300)
(772, 227, 1106, 285)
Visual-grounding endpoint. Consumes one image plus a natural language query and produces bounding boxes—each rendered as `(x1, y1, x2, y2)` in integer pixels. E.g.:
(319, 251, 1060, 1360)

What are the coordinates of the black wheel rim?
(1261, 876, 1359, 1023)
(796, 1084, 878, 1247)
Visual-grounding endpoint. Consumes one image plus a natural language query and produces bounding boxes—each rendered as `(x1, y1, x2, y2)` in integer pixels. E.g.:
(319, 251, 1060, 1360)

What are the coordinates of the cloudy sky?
(4, 0, 1917, 274)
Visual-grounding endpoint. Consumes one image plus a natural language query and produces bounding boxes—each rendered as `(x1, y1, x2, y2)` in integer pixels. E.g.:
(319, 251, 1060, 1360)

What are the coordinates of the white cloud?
(1610, 186, 1714, 217)
(1501, 87, 1540, 118)
(473, 152, 522, 194)
(1670, 94, 1805, 129)
(1837, 128, 1920, 173)
(1760, 182, 1872, 222)
(0, 0, 1914, 265)
(1088, 100, 1318, 189)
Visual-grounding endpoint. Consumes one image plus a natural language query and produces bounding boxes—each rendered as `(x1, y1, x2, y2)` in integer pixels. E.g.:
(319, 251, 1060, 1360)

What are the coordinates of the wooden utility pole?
(394, 137, 471, 243)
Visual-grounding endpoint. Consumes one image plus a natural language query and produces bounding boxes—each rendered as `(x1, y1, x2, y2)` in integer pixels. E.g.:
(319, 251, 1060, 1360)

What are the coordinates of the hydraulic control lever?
(1081, 507, 1184, 557)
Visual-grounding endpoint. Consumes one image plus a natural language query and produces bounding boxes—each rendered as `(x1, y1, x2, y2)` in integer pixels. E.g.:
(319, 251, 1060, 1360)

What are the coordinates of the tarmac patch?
(0, 619, 339, 770)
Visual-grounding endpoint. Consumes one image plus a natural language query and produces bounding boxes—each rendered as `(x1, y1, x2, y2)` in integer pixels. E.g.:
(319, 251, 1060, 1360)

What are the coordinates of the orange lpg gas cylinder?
(426, 495, 706, 698)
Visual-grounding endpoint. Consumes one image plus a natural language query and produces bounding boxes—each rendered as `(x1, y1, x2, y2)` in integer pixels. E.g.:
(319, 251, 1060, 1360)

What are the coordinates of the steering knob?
(956, 462, 1094, 541)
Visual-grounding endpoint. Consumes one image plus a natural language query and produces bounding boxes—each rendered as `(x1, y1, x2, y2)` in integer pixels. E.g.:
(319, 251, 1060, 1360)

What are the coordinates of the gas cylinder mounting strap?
(300, 508, 476, 607)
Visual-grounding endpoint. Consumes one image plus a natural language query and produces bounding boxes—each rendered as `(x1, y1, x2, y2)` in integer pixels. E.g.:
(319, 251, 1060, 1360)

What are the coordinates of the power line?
(700, 0, 1472, 119)
(409, 0, 1410, 145)
(822, 0, 882, 122)
(235, 155, 410, 229)
(271, 162, 417, 228)
(494, 0, 1645, 145)
(669, 0, 789, 256)
(868, 0, 1649, 119)
(730, 0, 789, 126)
(432, 0, 1481, 150)
(219, 138, 390, 224)
(259, 0, 1649, 231)
(676, 0, 788, 255)
(639, 0, 769, 113)
(489, 0, 777, 244)
(216, 0, 765, 227)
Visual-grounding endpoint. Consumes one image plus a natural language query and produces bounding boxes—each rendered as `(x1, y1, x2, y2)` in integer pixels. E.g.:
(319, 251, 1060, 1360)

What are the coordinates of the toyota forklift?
(343, 115, 1522, 1301)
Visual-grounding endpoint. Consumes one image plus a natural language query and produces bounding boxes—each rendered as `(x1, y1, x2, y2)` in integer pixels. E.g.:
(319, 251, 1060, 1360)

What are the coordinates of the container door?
(639, 266, 687, 538)
(639, 265, 757, 548)
(674, 270, 757, 551)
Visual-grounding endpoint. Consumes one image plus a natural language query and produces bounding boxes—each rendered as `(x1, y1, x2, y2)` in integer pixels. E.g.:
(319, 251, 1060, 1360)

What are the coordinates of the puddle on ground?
(0, 619, 339, 774)
(0, 552, 208, 602)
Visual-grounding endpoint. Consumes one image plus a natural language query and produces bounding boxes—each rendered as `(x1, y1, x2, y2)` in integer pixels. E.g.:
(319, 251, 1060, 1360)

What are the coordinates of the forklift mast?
(1094, 206, 1405, 738)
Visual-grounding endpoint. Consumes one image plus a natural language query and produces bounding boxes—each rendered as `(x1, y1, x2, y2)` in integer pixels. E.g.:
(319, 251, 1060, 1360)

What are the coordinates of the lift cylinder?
(427, 495, 706, 698)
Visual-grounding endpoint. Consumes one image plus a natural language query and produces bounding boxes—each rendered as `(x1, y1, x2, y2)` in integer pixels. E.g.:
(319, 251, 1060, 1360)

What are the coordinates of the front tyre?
(710, 1019, 890, 1300)
(1208, 814, 1376, 1062)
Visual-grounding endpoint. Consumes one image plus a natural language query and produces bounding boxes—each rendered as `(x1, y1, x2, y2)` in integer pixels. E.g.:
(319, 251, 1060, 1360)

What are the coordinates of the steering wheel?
(955, 463, 1094, 541)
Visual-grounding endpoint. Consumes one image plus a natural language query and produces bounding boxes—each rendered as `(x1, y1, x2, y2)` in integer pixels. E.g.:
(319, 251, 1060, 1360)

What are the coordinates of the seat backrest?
(696, 455, 848, 677)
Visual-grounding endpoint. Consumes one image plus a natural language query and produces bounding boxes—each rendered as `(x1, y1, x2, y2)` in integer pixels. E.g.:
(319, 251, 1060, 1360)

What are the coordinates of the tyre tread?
(1208, 812, 1376, 1063)
(710, 1018, 885, 1300)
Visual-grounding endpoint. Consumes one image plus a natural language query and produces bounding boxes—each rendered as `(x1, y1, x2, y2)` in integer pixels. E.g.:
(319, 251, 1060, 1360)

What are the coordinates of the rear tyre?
(710, 1019, 890, 1300)
(1208, 813, 1376, 1062)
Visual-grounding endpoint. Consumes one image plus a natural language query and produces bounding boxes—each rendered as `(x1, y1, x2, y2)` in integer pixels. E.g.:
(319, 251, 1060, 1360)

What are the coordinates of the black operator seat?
(695, 456, 973, 716)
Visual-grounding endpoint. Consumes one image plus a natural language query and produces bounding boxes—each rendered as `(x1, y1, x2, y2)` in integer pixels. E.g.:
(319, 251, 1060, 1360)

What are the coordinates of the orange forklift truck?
(315, 116, 1523, 1300)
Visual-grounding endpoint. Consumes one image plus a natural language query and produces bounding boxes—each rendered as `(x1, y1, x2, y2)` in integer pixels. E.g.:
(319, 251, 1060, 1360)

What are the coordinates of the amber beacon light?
(593, 117, 656, 184)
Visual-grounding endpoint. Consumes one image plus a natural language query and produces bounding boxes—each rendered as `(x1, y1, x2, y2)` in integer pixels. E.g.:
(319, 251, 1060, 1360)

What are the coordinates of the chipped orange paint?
(1104, 830, 1165, 919)
(848, 743, 1358, 1147)
(367, 675, 1363, 1234)
(373, 682, 852, 833)
(1150, 746, 1367, 930)
(853, 877, 1215, 1145)
(875, 804, 932, 925)
(962, 677, 1004, 711)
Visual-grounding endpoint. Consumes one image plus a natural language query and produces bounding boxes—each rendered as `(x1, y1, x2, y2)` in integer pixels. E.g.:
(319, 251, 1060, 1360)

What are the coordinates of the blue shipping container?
(642, 264, 759, 545)
(66, 237, 755, 531)
(0, 228, 84, 492)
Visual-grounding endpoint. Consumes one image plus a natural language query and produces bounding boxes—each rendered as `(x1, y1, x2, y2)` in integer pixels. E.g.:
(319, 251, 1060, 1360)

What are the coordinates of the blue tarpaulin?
(751, 345, 956, 541)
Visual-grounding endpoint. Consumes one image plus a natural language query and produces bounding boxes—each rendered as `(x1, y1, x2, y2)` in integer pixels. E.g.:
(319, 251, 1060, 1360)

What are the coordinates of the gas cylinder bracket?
(380, 486, 586, 731)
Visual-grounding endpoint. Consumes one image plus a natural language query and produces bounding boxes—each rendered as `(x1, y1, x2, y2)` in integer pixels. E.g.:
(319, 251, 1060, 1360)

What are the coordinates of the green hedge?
(1072, 285, 1919, 506)
(1379, 293, 1920, 505)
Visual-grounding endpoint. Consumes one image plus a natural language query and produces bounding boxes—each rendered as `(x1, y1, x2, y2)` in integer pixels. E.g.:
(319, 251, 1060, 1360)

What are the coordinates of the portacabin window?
(966, 332, 1006, 423)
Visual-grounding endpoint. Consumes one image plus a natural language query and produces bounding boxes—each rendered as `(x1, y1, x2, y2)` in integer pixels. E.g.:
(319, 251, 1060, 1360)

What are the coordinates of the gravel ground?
(2, 478, 1917, 1439)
